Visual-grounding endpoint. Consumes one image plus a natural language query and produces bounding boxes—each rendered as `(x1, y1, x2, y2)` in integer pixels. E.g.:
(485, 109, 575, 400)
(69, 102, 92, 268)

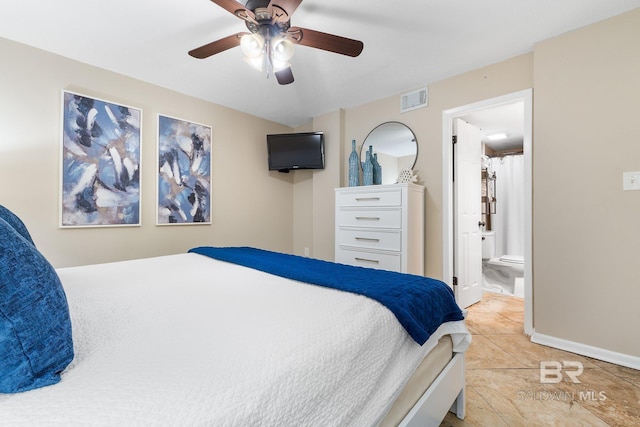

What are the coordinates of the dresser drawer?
(335, 247, 401, 272)
(337, 208, 401, 228)
(337, 228, 401, 251)
(336, 189, 401, 207)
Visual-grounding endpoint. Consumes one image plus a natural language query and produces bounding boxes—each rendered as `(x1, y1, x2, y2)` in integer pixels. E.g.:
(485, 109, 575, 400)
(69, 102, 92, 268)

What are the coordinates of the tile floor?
(440, 292, 640, 426)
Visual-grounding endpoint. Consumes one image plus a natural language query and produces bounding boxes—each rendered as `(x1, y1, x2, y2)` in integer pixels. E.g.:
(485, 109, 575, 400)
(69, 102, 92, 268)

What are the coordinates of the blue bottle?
(372, 152, 382, 185)
(363, 150, 373, 186)
(348, 140, 359, 187)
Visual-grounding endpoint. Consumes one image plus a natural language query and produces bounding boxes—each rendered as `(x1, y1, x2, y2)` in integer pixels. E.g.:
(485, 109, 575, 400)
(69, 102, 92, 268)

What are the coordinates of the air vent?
(400, 87, 428, 113)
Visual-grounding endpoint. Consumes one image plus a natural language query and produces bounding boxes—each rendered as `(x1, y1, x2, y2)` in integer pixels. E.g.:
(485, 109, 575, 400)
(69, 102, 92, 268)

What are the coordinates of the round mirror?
(360, 122, 418, 185)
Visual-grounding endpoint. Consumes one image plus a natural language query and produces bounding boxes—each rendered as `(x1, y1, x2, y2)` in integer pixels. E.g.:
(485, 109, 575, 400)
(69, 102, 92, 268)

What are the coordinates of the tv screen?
(267, 132, 325, 172)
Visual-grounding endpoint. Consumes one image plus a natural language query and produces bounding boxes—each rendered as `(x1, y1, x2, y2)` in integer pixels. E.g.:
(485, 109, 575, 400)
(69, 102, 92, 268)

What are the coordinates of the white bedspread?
(0, 253, 470, 426)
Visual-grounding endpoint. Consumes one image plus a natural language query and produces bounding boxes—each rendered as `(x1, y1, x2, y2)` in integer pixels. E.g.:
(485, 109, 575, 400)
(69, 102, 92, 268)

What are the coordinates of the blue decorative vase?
(372, 152, 382, 185)
(348, 140, 359, 187)
(363, 150, 373, 186)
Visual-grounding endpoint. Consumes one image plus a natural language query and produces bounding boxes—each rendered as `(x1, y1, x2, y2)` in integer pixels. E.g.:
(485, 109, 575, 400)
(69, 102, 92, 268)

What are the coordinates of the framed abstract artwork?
(60, 91, 142, 227)
(157, 114, 212, 225)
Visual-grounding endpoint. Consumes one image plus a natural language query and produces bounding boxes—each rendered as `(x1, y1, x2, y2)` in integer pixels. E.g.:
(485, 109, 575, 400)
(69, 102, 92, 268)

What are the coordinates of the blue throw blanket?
(189, 246, 464, 345)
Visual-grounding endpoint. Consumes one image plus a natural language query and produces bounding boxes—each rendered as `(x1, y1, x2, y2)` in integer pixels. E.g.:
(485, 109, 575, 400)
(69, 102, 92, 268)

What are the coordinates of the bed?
(0, 207, 470, 426)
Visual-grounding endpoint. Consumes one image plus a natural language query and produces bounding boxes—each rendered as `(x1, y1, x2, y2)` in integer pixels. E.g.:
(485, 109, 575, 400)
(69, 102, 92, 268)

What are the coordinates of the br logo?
(539, 361, 583, 384)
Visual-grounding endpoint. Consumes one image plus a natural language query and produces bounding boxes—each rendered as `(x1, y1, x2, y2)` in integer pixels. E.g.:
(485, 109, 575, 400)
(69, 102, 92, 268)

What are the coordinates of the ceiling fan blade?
(188, 33, 248, 59)
(275, 66, 294, 85)
(288, 27, 363, 57)
(210, 0, 257, 23)
(269, 0, 303, 22)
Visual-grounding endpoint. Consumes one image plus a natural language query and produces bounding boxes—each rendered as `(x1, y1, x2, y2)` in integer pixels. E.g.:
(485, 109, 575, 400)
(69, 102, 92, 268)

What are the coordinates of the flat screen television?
(267, 132, 325, 173)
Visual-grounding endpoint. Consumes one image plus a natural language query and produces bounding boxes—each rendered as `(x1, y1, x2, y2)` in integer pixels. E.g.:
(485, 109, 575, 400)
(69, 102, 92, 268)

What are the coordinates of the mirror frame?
(360, 121, 418, 179)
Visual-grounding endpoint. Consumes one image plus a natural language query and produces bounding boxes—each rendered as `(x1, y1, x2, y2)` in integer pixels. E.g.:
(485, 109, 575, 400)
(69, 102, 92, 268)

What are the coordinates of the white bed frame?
(398, 352, 466, 426)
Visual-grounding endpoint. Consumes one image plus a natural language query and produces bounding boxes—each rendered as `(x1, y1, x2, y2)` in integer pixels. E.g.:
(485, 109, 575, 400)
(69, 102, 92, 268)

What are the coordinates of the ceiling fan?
(188, 0, 364, 85)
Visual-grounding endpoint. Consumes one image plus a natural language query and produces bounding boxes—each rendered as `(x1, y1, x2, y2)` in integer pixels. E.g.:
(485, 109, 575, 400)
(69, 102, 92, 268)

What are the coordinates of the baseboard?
(531, 332, 640, 370)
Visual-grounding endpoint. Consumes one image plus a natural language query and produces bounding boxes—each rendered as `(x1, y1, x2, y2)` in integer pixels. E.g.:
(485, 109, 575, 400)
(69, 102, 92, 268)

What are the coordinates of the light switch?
(623, 171, 640, 191)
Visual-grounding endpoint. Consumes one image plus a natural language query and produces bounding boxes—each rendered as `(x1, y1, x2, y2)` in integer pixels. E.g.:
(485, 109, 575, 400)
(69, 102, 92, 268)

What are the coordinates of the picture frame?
(60, 90, 142, 227)
(156, 114, 212, 225)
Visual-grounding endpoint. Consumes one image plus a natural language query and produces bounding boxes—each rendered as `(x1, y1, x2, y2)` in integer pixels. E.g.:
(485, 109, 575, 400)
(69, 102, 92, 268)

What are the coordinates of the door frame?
(442, 89, 533, 335)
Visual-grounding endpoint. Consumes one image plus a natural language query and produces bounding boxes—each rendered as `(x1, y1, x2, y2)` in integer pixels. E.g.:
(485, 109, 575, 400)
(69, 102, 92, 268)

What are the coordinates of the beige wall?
(0, 37, 292, 268)
(311, 110, 343, 261)
(292, 124, 314, 258)
(291, 111, 342, 261)
(533, 8, 640, 356)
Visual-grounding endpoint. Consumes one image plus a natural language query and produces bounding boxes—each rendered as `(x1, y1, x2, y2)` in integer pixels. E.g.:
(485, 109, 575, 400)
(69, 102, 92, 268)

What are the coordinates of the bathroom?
(465, 102, 526, 297)
(481, 150, 525, 297)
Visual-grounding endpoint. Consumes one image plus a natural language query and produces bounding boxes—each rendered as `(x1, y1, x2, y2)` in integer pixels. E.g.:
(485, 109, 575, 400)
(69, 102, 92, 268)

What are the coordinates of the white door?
(454, 119, 483, 308)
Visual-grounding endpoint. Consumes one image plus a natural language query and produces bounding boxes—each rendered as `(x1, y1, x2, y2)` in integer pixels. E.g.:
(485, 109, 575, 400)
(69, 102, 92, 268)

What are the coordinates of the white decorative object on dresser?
(335, 183, 425, 275)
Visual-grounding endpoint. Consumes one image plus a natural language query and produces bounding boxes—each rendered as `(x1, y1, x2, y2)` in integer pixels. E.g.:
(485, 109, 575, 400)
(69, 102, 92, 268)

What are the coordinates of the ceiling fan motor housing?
(244, 6, 290, 34)
(244, 0, 271, 11)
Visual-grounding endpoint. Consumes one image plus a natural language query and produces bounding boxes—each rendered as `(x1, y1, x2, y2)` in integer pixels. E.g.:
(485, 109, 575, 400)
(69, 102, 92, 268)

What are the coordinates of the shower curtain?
(490, 155, 524, 257)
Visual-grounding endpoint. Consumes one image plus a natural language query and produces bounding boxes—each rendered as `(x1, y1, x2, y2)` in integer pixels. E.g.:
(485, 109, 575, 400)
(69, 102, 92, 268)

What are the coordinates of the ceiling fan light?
(240, 33, 264, 58)
(271, 37, 294, 62)
(271, 59, 290, 72)
(243, 55, 264, 72)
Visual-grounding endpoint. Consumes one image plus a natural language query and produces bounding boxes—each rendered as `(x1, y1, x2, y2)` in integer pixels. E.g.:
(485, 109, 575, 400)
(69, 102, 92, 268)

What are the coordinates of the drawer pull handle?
(355, 257, 380, 264)
(355, 197, 381, 201)
(355, 237, 380, 242)
(355, 216, 380, 221)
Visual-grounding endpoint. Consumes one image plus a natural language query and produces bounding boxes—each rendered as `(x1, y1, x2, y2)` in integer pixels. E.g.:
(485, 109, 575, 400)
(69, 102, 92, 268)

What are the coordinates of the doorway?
(442, 89, 533, 335)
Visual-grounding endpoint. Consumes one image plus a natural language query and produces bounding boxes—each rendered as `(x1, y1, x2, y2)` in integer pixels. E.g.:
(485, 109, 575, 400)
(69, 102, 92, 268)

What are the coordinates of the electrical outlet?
(623, 171, 640, 191)
(304, 247, 310, 257)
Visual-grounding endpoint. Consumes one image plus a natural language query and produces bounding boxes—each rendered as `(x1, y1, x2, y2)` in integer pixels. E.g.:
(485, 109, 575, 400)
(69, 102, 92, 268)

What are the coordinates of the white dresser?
(334, 183, 425, 275)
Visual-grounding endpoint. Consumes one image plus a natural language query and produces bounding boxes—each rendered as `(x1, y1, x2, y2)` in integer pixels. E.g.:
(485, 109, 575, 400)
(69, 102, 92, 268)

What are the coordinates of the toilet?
(482, 231, 524, 296)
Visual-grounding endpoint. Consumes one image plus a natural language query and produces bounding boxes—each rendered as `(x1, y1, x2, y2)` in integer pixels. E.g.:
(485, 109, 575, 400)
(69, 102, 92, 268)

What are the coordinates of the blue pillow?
(0, 205, 35, 246)
(0, 218, 74, 393)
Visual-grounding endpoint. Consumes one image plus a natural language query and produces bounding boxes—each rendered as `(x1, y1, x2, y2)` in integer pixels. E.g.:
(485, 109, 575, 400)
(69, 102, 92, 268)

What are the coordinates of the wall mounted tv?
(267, 132, 325, 173)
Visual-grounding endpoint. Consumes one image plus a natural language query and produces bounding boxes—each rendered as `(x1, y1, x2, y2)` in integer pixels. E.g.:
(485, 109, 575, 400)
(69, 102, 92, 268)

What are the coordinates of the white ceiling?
(463, 102, 525, 153)
(1, 0, 638, 127)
